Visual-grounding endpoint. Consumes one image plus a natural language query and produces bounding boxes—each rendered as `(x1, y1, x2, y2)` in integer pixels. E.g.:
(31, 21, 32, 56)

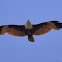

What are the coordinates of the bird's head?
(25, 19, 33, 29)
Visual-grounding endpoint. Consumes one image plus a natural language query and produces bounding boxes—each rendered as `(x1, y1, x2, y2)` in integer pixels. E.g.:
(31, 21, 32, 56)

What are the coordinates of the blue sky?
(0, 0, 62, 62)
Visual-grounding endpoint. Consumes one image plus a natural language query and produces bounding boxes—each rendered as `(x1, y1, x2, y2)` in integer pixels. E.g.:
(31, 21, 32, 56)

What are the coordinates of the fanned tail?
(28, 35, 34, 42)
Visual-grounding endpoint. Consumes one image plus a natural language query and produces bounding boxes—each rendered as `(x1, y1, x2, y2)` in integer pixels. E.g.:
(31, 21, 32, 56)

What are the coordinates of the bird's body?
(0, 20, 62, 42)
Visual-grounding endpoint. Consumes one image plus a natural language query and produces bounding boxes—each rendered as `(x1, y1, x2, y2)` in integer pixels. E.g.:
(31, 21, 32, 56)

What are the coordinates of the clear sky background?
(0, 0, 62, 62)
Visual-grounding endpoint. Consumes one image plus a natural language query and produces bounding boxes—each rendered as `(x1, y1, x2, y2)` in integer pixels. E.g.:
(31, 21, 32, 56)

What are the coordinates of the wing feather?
(8, 25, 26, 36)
(32, 21, 58, 35)
(0, 25, 26, 36)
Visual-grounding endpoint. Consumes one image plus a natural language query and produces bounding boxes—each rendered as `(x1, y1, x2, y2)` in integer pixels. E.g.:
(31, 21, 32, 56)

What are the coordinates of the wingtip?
(51, 21, 62, 29)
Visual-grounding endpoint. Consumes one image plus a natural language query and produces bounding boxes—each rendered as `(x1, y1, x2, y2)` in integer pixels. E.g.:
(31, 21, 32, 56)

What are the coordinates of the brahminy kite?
(0, 20, 62, 42)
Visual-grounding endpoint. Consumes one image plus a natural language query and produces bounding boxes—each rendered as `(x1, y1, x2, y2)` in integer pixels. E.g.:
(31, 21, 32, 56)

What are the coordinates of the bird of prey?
(0, 20, 62, 42)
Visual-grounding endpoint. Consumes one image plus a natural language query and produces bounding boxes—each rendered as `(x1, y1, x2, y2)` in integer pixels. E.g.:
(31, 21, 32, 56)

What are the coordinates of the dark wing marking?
(8, 25, 26, 36)
(0, 25, 26, 36)
(32, 21, 62, 35)
(50, 21, 62, 29)
(0, 25, 8, 35)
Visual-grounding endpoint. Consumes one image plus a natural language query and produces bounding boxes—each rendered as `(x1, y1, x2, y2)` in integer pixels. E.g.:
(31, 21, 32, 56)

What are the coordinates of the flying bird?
(0, 20, 62, 42)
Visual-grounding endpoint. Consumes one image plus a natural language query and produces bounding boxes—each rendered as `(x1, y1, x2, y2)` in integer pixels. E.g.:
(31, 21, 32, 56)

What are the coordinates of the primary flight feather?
(0, 20, 62, 42)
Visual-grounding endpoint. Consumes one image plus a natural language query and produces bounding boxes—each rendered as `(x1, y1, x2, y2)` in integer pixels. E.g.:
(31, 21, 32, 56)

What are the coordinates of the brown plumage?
(0, 20, 62, 42)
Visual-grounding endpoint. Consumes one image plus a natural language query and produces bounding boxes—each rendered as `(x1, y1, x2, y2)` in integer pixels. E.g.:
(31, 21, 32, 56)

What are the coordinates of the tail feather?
(28, 35, 34, 42)
(51, 21, 62, 29)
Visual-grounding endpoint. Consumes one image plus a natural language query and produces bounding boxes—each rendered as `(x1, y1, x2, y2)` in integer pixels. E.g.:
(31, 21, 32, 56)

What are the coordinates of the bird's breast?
(25, 29, 33, 35)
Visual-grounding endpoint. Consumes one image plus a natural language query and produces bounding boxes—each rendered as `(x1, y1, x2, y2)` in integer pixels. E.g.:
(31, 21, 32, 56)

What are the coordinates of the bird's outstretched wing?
(0, 25, 26, 36)
(32, 21, 62, 35)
